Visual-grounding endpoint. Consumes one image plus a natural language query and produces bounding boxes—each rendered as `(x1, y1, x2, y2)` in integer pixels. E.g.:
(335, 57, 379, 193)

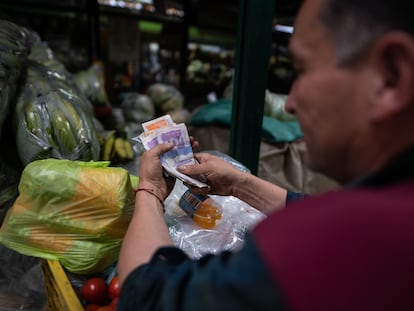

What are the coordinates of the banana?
(99, 131, 135, 162)
(102, 131, 116, 161)
(38, 101, 58, 148)
(24, 102, 41, 135)
(50, 108, 77, 158)
(61, 98, 86, 143)
(97, 132, 106, 147)
(114, 137, 128, 161)
(23, 100, 56, 148)
(124, 139, 134, 160)
(60, 93, 100, 161)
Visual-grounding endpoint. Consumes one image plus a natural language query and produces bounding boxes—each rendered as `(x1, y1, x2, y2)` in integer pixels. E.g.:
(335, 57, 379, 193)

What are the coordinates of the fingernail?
(178, 165, 187, 171)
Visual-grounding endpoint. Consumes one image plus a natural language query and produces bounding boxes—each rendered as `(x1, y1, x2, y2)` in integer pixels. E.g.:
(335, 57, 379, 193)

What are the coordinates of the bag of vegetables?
(0, 159, 136, 274)
(147, 83, 184, 113)
(0, 20, 39, 137)
(14, 61, 101, 165)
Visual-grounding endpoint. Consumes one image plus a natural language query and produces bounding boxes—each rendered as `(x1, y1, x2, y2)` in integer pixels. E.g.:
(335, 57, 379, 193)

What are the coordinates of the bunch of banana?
(15, 67, 101, 165)
(101, 130, 134, 163)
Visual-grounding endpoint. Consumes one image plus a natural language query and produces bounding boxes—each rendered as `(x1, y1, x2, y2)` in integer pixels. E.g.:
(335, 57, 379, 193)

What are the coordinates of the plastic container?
(178, 189, 223, 229)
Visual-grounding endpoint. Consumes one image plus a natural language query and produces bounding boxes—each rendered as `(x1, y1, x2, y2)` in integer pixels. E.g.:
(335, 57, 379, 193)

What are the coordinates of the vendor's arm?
(178, 152, 288, 214)
(118, 143, 175, 287)
(118, 234, 287, 311)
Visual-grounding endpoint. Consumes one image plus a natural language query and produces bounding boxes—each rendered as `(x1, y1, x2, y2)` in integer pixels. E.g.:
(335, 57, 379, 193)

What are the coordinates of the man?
(118, 0, 414, 309)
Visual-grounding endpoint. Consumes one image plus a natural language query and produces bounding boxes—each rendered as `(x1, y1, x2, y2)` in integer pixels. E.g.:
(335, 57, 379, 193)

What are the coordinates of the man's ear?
(371, 32, 414, 122)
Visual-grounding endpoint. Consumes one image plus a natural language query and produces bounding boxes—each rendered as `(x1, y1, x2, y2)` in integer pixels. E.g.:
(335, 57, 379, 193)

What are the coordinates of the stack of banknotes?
(137, 115, 209, 189)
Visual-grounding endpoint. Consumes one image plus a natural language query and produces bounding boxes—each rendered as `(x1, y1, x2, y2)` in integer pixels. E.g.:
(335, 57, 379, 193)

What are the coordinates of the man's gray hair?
(319, 0, 414, 65)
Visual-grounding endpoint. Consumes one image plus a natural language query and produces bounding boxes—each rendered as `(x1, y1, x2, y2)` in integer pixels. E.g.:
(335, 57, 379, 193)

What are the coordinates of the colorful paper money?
(136, 115, 209, 188)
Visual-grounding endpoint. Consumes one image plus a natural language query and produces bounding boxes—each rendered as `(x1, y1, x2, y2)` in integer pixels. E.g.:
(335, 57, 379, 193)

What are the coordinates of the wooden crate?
(41, 259, 84, 311)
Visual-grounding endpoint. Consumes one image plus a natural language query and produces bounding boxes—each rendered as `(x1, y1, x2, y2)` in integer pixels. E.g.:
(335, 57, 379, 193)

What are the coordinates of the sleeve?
(118, 234, 289, 311)
(285, 190, 308, 205)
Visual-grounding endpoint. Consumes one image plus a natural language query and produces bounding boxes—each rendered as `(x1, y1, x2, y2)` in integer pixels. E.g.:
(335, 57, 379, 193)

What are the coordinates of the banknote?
(137, 115, 209, 189)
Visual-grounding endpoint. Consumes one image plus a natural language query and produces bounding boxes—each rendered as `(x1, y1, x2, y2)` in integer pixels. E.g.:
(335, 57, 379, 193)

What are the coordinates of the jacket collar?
(347, 145, 414, 188)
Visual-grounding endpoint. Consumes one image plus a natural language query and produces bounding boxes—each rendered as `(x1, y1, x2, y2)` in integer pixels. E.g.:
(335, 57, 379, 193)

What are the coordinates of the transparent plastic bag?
(73, 62, 110, 107)
(264, 90, 296, 121)
(165, 180, 265, 259)
(163, 151, 263, 258)
(14, 61, 100, 165)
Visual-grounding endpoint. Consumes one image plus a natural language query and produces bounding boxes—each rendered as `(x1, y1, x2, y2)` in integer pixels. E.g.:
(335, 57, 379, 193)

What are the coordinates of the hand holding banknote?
(136, 115, 209, 189)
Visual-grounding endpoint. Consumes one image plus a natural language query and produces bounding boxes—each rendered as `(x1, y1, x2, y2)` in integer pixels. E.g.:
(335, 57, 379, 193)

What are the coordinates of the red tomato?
(84, 304, 100, 311)
(81, 277, 108, 305)
(96, 306, 113, 311)
(108, 276, 120, 300)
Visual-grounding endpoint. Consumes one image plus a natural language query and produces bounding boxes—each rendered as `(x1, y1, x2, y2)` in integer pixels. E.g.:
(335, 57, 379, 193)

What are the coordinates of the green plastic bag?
(189, 99, 303, 143)
(0, 159, 136, 274)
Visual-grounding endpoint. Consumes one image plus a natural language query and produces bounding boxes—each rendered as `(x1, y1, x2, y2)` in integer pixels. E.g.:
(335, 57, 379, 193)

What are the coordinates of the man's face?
(286, 0, 374, 182)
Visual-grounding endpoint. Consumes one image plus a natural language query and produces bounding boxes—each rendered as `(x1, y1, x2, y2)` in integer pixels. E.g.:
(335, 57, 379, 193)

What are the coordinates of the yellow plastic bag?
(0, 159, 136, 274)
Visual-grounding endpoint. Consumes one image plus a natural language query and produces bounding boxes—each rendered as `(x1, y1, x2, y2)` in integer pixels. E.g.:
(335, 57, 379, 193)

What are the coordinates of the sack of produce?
(28, 41, 94, 117)
(14, 61, 101, 165)
(147, 83, 184, 113)
(73, 62, 110, 108)
(0, 159, 136, 274)
(28, 41, 67, 75)
(0, 19, 39, 136)
(264, 90, 296, 121)
(120, 92, 155, 123)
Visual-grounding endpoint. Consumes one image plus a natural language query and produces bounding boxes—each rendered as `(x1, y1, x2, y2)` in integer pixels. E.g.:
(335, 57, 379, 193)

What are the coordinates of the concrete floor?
(0, 245, 46, 311)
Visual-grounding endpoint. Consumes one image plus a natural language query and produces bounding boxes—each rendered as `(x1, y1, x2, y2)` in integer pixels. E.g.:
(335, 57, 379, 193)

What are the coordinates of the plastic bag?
(28, 41, 95, 117)
(164, 151, 263, 258)
(0, 159, 135, 275)
(264, 90, 296, 121)
(73, 62, 110, 107)
(165, 180, 265, 259)
(0, 20, 39, 137)
(120, 92, 155, 123)
(147, 83, 184, 113)
(14, 61, 101, 165)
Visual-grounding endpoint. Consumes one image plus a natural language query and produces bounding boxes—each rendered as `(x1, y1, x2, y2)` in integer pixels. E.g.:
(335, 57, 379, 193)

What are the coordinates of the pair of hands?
(138, 142, 242, 201)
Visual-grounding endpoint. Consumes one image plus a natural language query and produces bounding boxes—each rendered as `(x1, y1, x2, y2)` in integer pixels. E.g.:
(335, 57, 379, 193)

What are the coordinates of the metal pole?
(229, 0, 275, 174)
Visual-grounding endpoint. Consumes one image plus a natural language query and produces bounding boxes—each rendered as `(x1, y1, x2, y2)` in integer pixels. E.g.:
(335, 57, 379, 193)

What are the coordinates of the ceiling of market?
(167, 0, 302, 31)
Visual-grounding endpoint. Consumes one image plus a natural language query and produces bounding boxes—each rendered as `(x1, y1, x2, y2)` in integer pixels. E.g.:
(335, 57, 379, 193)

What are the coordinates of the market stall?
(0, 0, 338, 309)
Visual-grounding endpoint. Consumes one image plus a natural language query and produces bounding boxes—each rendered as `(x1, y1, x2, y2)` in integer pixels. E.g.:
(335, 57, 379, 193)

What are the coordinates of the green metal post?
(229, 0, 275, 175)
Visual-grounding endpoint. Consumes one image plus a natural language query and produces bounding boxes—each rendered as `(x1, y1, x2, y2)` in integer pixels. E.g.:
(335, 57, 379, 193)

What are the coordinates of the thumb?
(151, 143, 174, 156)
(177, 163, 200, 175)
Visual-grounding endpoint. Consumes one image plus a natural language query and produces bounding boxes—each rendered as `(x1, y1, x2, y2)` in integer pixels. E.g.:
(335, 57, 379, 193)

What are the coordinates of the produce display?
(0, 19, 103, 166)
(0, 17, 259, 310)
(184, 48, 234, 99)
